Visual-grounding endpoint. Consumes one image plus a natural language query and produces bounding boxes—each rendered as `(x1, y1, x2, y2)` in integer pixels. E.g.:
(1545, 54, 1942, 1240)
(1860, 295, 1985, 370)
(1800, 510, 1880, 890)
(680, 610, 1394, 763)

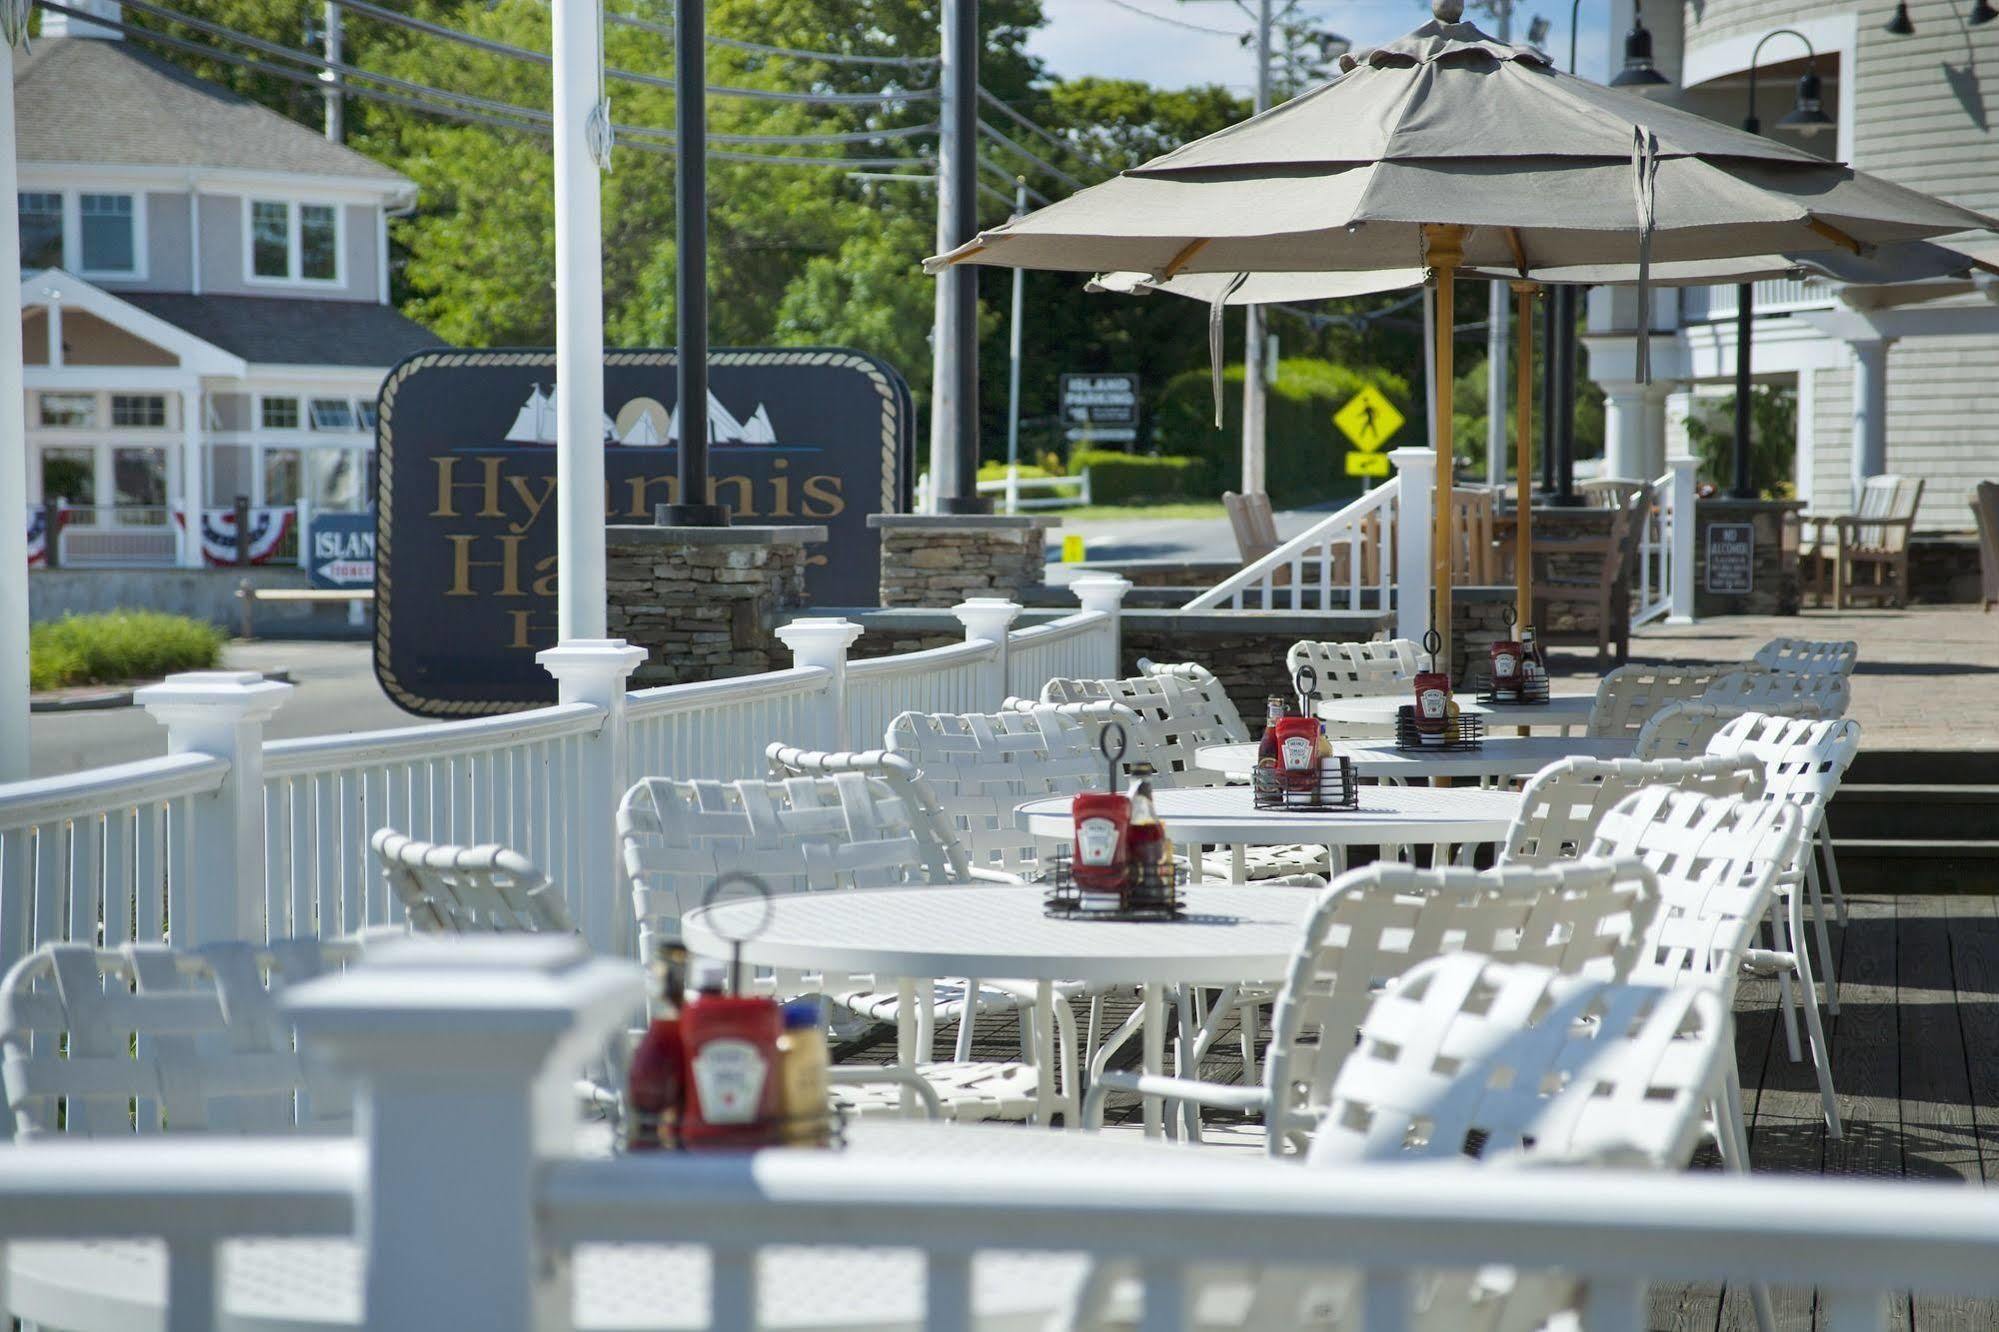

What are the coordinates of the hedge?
(29, 610, 225, 692)
(1068, 449, 1213, 503)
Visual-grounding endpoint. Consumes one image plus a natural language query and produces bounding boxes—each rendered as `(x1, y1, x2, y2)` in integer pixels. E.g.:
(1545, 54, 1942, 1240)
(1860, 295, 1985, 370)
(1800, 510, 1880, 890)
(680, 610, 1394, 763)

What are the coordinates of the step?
(1825, 839, 1999, 896)
(1846, 749, 1999, 787)
(1827, 785, 1999, 843)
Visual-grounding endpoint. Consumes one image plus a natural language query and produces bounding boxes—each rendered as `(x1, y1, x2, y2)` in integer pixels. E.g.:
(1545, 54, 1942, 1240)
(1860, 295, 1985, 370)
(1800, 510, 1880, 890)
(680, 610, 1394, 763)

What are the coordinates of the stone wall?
(871, 515, 1054, 607)
(1908, 535, 1983, 605)
(1494, 508, 1631, 649)
(605, 525, 823, 687)
(1692, 498, 1802, 617)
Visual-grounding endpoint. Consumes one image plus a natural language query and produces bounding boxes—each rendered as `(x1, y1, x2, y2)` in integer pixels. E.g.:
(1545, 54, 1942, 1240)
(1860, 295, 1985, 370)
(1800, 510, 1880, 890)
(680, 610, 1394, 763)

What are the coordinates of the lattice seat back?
(1310, 953, 1728, 1170)
(1259, 860, 1658, 1152)
(371, 828, 573, 935)
(1635, 698, 1823, 761)
(1703, 669, 1850, 718)
(1135, 659, 1250, 744)
(882, 708, 1103, 877)
(1, 937, 361, 1141)
(1752, 637, 1859, 678)
(619, 772, 965, 956)
(1501, 755, 1764, 866)
(1038, 673, 1227, 787)
(1584, 788, 1803, 989)
(1586, 664, 1730, 738)
(1704, 713, 1862, 843)
(1284, 638, 1421, 698)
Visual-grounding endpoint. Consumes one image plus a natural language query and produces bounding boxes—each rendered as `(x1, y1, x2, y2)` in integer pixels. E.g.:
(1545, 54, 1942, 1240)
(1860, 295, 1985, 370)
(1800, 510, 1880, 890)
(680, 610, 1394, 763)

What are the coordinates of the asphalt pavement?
(1042, 508, 1321, 572)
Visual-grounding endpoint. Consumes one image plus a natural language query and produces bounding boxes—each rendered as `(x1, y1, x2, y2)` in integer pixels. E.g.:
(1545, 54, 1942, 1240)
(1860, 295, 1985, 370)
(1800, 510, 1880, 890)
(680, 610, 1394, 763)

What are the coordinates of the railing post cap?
(1387, 446, 1437, 470)
(951, 598, 1025, 634)
(1069, 573, 1133, 594)
(134, 670, 293, 723)
(774, 617, 866, 651)
(535, 638, 648, 678)
(1667, 456, 1700, 473)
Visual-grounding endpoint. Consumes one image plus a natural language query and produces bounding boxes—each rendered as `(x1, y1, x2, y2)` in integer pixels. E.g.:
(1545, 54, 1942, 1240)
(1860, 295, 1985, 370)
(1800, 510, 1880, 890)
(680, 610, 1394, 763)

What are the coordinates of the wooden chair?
(1526, 486, 1647, 666)
(1973, 481, 1999, 612)
(1224, 490, 1289, 585)
(1578, 477, 1651, 511)
(1801, 474, 1925, 608)
(370, 827, 574, 935)
(1448, 485, 1499, 584)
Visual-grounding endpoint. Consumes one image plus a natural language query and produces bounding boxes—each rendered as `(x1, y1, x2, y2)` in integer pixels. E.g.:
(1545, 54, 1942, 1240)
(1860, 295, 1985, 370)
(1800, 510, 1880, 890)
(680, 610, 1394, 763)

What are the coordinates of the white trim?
(1678, 14, 1859, 167)
(376, 206, 389, 304)
(242, 197, 345, 288)
(19, 269, 247, 376)
(1794, 361, 1817, 511)
(18, 160, 410, 205)
(187, 175, 202, 297)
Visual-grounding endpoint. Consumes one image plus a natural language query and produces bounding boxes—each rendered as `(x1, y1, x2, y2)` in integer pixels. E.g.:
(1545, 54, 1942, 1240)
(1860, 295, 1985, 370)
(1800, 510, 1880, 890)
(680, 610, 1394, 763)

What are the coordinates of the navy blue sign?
(308, 511, 377, 589)
(374, 348, 911, 718)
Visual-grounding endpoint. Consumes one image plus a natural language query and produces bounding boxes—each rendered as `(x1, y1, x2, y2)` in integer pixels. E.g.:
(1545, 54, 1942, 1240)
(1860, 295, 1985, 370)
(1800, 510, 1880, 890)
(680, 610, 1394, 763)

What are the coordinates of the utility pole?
(1003, 179, 1027, 515)
(320, 1, 343, 142)
(928, 0, 986, 513)
(661, 0, 727, 525)
(1240, 0, 1273, 497)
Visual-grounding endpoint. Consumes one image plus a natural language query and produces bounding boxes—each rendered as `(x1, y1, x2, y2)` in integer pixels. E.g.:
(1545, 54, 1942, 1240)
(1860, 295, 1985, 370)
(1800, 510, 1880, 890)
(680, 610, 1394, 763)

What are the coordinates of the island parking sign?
(1335, 386, 1403, 477)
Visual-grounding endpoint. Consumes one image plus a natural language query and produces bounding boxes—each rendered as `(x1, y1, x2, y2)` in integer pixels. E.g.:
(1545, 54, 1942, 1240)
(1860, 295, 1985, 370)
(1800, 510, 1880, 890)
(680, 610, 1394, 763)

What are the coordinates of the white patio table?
(4, 1123, 1245, 1332)
(1195, 736, 1638, 784)
(685, 882, 1317, 1138)
(1314, 692, 1594, 733)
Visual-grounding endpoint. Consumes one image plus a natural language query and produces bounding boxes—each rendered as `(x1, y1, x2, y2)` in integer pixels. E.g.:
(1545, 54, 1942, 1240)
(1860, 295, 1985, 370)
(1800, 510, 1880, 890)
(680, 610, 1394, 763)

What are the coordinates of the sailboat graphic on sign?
(666, 390, 778, 445)
(502, 384, 616, 444)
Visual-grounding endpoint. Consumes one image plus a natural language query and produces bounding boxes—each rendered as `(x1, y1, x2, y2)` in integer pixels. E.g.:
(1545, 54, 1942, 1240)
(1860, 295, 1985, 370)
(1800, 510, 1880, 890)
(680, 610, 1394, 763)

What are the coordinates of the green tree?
(1685, 386, 1797, 498)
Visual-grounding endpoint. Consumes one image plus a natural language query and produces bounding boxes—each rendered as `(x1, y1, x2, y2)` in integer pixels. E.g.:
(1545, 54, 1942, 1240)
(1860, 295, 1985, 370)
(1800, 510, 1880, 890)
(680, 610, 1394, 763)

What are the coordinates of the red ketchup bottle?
(1488, 637, 1524, 699)
(626, 943, 688, 1151)
(679, 958, 783, 1150)
(1413, 658, 1451, 743)
(1271, 715, 1325, 798)
(1071, 789, 1132, 904)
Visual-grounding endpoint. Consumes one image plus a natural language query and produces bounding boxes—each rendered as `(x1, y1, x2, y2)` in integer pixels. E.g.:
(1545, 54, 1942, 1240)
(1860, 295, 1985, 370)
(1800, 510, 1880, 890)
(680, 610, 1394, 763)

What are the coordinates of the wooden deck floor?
(848, 892, 1999, 1330)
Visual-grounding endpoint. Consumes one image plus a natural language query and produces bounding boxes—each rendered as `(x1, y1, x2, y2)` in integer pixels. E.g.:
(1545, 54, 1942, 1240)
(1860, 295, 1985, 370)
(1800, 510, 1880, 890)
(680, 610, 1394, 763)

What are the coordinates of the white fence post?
(293, 497, 312, 570)
(953, 598, 1022, 710)
(774, 618, 864, 752)
(1388, 447, 1435, 643)
(1666, 456, 1698, 624)
(135, 671, 292, 945)
(287, 935, 645, 1332)
(1068, 573, 1132, 678)
(537, 639, 647, 957)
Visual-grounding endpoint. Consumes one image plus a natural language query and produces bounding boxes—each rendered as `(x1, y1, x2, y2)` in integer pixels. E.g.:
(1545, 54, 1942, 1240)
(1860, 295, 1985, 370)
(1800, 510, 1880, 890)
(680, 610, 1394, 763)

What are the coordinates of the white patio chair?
(1585, 663, 1732, 739)
(1134, 657, 1250, 743)
(1500, 753, 1765, 866)
(371, 827, 575, 934)
(1, 936, 363, 1140)
(1080, 858, 1659, 1155)
(1703, 668, 1851, 718)
(1633, 697, 1825, 761)
(1284, 637, 1421, 697)
(1753, 637, 1859, 678)
(1066, 953, 1732, 1332)
(1706, 713, 1863, 1025)
(618, 772, 1075, 1124)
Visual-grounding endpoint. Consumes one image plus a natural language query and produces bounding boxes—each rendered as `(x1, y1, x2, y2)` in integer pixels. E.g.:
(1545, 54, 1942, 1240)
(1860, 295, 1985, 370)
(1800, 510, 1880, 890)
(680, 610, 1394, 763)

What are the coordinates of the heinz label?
(691, 1038, 769, 1125)
(1492, 651, 1518, 678)
(1077, 817, 1119, 866)
(1280, 736, 1316, 771)
(1418, 688, 1448, 721)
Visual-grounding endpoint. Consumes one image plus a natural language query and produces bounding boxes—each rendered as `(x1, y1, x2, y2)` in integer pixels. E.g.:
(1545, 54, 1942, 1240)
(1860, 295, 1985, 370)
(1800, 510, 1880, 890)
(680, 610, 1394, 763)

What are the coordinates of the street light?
(1609, 1, 1671, 87)
(1729, 29, 1835, 499)
(1884, 1, 1916, 34)
(1971, 0, 1998, 27)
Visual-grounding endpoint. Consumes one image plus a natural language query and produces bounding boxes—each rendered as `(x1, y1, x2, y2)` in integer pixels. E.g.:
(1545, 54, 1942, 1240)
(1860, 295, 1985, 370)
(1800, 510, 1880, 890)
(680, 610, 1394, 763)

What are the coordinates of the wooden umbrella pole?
(1512, 280, 1537, 627)
(1425, 224, 1464, 676)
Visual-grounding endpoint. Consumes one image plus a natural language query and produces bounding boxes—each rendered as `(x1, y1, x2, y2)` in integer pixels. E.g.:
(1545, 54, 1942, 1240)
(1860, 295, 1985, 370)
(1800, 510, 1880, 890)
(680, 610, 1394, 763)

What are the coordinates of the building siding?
(196, 193, 376, 303)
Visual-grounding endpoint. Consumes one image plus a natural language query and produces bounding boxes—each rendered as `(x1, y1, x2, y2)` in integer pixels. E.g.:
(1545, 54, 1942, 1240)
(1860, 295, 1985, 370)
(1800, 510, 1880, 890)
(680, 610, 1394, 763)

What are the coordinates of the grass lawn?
(1053, 501, 1227, 523)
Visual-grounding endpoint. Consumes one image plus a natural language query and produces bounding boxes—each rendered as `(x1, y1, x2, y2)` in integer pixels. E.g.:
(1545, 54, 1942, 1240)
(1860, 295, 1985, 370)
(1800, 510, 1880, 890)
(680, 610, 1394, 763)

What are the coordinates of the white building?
(17, 0, 433, 567)
(1583, 0, 1999, 531)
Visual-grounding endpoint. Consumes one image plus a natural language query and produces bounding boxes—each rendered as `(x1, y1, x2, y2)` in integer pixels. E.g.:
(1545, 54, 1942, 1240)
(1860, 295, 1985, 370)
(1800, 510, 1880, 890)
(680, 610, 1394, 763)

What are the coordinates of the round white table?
(5, 1123, 1249, 1332)
(687, 883, 1317, 1138)
(1194, 736, 1638, 783)
(1313, 691, 1594, 733)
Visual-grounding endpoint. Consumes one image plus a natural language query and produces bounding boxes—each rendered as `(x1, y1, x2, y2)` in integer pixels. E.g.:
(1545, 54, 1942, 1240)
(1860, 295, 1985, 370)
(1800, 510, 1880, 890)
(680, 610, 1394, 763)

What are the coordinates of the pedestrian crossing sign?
(1345, 452, 1391, 478)
(1334, 386, 1404, 453)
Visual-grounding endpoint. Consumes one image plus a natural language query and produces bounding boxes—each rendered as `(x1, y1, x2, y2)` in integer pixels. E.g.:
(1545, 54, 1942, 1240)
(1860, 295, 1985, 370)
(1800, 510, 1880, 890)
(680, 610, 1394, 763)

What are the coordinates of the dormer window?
(78, 194, 136, 274)
(249, 200, 341, 284)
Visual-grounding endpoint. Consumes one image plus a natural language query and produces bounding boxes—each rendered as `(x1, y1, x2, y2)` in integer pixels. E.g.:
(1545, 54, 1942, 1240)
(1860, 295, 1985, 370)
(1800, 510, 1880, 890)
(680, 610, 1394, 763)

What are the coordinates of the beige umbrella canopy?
(929, 1, 1996, 668)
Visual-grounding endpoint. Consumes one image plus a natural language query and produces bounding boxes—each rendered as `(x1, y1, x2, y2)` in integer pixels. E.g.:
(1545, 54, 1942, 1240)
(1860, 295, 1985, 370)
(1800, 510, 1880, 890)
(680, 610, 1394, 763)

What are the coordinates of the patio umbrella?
(927, 0, 1997, 666)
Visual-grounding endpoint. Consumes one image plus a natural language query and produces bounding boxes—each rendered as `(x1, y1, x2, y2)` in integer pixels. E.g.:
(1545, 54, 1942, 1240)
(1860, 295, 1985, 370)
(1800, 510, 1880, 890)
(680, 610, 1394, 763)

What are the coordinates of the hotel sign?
(374, 348, 910, 717)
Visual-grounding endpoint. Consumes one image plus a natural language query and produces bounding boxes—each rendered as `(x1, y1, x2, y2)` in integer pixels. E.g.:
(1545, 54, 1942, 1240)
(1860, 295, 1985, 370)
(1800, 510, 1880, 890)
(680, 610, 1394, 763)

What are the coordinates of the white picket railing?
(1184, 475, 1401, 613)
(1006, 610, 1110, 699)
(626, 667, 834, 782)
(846, 639, 997, 753)
(1636, 458, 1699, 627)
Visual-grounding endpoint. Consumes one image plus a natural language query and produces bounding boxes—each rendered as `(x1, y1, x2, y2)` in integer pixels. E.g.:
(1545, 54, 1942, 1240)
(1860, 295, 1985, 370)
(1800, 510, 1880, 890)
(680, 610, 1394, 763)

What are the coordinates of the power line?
(974, 155, 1052, 207)
(976, 86, 1117, 179)
(327, 0, 937, 104)
(604, 9, 937, 67)
(976, 119, 1088, 193)
(1097, 0, 1245, 38)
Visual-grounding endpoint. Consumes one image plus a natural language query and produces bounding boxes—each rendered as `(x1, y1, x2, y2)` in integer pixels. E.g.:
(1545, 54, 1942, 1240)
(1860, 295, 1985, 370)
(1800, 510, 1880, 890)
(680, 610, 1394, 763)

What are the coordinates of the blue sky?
(1025, 0, 1615, 93)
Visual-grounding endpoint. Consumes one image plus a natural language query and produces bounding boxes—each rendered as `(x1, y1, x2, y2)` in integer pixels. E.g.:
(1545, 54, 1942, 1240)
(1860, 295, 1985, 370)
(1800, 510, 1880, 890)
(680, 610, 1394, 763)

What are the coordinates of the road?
(1042, 508, 1321, 571)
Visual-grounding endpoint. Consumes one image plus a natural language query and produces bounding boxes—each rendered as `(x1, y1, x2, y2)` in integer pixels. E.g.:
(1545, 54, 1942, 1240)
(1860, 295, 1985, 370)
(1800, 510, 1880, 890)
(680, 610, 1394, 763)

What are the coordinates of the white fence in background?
(0, 581, 1127, 981)
(1636, 458, 1699, 627)
(1681, 276, 1836, 323)
(1184, 475, 1402, 615)
(3, 939, 1994, 1332)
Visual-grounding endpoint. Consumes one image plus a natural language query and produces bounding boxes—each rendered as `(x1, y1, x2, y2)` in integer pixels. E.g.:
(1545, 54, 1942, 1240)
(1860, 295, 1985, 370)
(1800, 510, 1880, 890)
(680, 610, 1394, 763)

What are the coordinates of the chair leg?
(1790, 890, 1843, 1139)
(1238, 997, 1261, 1083)
(1819, 823, 1849, 927)
(1771, 897, 1803, 1063)
(1804, 855, 1840, 1015)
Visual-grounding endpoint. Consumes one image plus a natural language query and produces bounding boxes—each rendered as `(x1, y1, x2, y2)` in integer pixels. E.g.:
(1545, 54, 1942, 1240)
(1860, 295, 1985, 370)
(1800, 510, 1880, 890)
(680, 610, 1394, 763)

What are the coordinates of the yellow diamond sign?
(1345, 452, 1390, 478)
(1334, 386, 1404, 453)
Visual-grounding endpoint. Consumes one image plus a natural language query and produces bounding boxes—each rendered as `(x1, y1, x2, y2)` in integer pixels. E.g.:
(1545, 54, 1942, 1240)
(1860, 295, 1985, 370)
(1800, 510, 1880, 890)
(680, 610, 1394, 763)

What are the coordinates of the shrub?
(1069, 449, 1213, 503)
(29, 611, 225, 692)
(1152, 357, 1414, 505)
(976, 461, 1056, 482)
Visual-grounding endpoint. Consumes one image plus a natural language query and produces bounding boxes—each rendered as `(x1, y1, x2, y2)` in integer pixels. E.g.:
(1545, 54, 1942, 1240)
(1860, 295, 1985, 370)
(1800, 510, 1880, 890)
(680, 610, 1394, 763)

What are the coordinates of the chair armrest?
(826, 1065, 945, 1118)
(966, 867, 1031, 886)
(1090, 1068, 1270, 1112)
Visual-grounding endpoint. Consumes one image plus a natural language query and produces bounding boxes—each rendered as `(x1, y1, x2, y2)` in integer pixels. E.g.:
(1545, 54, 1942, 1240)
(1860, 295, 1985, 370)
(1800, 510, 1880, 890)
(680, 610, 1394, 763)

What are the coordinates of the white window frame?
(243, 198, 344, 287)
(259, 394, 302, 431)
(110, 393, 170, 429)
(37, 391, 99, 429)
(308, 397, 357, 431)
(74, 190, 145, 279)
(18, 190, 65, 270)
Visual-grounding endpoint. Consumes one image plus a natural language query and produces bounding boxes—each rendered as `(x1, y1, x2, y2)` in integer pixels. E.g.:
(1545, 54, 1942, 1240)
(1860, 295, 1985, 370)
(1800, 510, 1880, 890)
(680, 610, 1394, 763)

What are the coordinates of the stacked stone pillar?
(604, 524, 826, 687)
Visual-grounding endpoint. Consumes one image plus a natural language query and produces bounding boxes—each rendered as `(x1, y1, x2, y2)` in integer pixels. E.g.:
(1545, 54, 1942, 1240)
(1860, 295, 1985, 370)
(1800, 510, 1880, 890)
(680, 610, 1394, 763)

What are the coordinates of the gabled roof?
(16, 36, 410, 187)
(124, 292, 441, 368)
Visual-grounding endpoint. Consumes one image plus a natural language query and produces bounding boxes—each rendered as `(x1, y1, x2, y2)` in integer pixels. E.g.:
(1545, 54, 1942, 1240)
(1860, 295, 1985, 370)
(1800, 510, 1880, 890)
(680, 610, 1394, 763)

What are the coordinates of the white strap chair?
(1586, 663, 1731, 738)
(1081, 859, 1659, 1155)
(1, 937, 362, 1140)
(1634, 697, 1825, 762)
(1754, 636, 1859, 678)
(1703, 668, 1851, 718)
(1134, 657, 1250, 743)
(1501, 754, 1764, 866)
(371, 827, 574, 935)
(1283, 637, 1421, 697)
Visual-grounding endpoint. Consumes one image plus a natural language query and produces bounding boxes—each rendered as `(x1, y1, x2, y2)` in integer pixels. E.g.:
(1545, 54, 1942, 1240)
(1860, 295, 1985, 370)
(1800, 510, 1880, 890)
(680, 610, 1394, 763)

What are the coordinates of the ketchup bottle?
(626, 943, 688, 1151)
(1071, 789, 1132, 902)
(1271, 714, 1325, 796)
(1123, 777, 1173, 895)
(680, 958, 783, 1150)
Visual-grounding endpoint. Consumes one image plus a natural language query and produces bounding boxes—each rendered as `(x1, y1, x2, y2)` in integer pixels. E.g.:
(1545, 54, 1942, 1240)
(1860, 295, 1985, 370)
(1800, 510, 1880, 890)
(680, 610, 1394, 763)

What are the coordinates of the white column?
(178, 384, 204, 567)
(1599, 379, 1647, 481)
(136, 671, 294, 945)
(536, 638, 646, 957)
(774, 617, 864, 752)
(286, 936, 644, 1332)
(1069, 572, 1132, 679)
(1388, 447, 1435, 645)
(1848, 337, 1892, 501)
(553, 0, 607, 639)
(925, 0, 961, 514)
(1242, 306, 1267, 494)
(953, 597, 1023, 710)
(0, 43, 31, 782)
(1641, 382, 1674, 480)
(1666, 456, 1698, 624)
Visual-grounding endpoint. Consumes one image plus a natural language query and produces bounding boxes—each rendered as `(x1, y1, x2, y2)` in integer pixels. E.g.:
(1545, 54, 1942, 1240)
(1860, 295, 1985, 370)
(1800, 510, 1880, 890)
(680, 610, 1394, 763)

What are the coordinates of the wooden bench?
(1801, 474, 1925, 608)
(235, 582, 373, 638)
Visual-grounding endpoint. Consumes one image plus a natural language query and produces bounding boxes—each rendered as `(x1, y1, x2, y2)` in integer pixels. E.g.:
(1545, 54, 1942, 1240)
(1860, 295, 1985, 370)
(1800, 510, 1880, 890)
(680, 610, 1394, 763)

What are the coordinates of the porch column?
(178, 384, 204, 568)
(1848, 336, 1893, 501)
(1641, 381, 1674, 480)
(1599, 379, 1647, 481)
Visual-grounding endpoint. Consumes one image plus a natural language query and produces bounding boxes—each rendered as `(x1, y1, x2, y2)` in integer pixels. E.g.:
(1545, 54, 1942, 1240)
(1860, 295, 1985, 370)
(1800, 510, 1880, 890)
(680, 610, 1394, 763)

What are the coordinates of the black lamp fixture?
(1972, 0, 1998, 27)
(1610, 0, 1671, 86)
(1743, 30, 1836, 138)
(1885, 1, 1916, 35)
